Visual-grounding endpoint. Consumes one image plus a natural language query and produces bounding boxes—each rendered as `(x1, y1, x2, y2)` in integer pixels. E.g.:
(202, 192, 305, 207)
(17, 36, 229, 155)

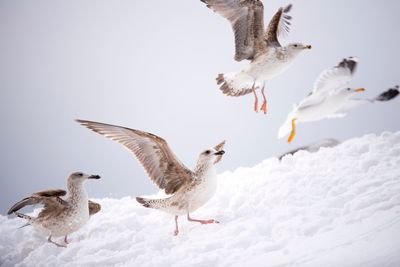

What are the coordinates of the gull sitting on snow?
(77, 120, 226, 236)
(278, 57, 399, 143)
(201, 0, 311, 114)
(7, 172, 101, 247)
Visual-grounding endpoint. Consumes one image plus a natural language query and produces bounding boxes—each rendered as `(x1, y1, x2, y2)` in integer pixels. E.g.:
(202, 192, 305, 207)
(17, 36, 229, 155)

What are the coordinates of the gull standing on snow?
(278, 57, 399, 143)
(77, 120, 226, 236)
(201, 0, 311, 114)
(7, 172, 101, 247)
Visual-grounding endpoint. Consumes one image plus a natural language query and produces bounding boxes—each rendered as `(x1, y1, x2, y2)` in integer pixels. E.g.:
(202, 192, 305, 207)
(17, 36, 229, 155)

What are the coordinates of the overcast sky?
(0, 0, 399, 214)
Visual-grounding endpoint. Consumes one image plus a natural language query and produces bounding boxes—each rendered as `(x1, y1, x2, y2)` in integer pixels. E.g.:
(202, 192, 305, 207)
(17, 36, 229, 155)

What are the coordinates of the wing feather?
(265, 4, 292, 47)
(77, 120, 193, 194)
(312, 57, 358, 96)
(201, 0, 266, 61)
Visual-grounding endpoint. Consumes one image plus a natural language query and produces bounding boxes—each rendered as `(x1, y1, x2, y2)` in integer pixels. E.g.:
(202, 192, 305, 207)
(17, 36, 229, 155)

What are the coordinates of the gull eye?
(205, 150, 211, 155)
(294, 44, 298, 48)
(347, 88, 351, 91)
(76, 172, 83, 177)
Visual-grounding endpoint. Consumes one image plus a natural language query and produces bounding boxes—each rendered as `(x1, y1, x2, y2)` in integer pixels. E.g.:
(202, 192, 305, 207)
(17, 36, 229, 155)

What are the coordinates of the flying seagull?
(201, 0, 311, 114)
(7, 172, 101, 247)
(278, 57, 399, 143)
(77, 119, 226, 236)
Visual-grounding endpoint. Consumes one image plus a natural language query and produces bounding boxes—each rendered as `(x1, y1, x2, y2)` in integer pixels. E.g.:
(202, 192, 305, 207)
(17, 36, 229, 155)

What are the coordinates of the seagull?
(77, 120, 226, 236)
(7, 172, 101, 247)
(278, 57, 399, 143)
(201, 0, 311, 114)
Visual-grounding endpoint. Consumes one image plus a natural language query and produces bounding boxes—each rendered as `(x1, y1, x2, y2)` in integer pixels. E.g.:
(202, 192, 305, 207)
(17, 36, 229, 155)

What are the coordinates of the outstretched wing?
(201, 0, 266, 61)
(265, 4, 292, 47)
(77, 120, 194, 195)
(312, 57, 358, 96)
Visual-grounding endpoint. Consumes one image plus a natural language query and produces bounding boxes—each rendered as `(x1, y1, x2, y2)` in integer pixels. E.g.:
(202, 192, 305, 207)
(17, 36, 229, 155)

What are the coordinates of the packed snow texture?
(1, 132, 400, 267)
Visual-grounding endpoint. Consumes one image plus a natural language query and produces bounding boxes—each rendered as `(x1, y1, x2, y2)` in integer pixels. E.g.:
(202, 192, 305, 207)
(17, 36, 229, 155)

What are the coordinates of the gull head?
(286, 42, 312, 56)
(341, 87, 365, 96)
(68, 172, 101, 184)
(197, 148, 225, 167)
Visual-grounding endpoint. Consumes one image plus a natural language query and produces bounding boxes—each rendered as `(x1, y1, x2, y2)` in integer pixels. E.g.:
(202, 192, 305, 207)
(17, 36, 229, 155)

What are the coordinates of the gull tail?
(216, 72, 257, 97)
(136, 197, 167, 210)
(136, 197, 152, 208)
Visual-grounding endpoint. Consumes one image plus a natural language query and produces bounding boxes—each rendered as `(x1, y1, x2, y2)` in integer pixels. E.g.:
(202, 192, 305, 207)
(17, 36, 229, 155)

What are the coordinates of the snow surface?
(1, 132, 400, 267)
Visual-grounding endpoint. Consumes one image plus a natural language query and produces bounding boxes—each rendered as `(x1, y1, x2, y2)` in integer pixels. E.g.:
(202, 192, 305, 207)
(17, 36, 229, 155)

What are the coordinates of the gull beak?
(88, 175, 101, 179)
(214, 150, 225, 156)
(355, 88, 365, 93)
(304, 45, 312, 49)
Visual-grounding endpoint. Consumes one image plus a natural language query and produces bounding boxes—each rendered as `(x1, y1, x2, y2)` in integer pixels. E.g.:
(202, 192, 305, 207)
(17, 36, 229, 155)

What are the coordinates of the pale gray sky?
(1, 0, 399, 214)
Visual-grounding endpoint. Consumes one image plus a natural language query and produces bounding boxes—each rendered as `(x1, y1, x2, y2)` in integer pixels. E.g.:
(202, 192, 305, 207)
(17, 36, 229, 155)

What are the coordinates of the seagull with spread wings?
(201, 0, 311, 114)
(7, 172, 101, 247)
(77, 120, 226, 236)
(278, 57, 399, 143)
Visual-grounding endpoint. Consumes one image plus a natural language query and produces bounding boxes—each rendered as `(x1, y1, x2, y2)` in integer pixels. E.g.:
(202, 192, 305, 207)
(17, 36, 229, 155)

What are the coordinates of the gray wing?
(77, 120, 194, 195)
(312, 57, 358, 96)
(201, 0, 266, 61)
(264, 4, 292, 47)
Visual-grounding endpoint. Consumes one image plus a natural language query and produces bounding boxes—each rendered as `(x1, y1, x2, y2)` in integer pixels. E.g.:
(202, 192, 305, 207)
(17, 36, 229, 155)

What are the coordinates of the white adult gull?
(77, 119, 226, 236)
(201, 0, 311, 114)
(278, 57, 399, 143)
(7, 172, 101, 247)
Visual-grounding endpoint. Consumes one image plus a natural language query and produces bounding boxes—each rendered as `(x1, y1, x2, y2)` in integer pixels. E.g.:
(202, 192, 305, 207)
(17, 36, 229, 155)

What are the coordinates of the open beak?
(88, 175, 101, 179)
(355, 88, 365, 93)
(304, 45, 312, 49)
(214, 150, 225, 156)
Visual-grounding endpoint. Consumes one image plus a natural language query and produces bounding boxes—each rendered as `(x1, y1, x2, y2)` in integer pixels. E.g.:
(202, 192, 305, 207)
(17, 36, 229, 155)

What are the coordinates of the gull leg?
(48, 235, 67, 248)
(287, 118, 297, 143)
(64, 235, 69, 244)
(174, 216, 179, 236)
(252, 83, 258, 113)
(260, 84, 267, 114)
(187, 213, 219, 225)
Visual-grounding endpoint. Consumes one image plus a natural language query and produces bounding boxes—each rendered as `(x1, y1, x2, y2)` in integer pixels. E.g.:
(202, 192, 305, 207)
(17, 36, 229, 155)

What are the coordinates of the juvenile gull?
(201, 0, 311, 114)
(77, 119, 225, 236)
(7, 172, 101, 247)
(278, 57, 399, 143)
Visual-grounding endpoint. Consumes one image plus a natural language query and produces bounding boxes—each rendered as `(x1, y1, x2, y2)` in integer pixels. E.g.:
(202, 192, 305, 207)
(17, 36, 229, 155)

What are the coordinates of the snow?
(1, 132, 400, 267)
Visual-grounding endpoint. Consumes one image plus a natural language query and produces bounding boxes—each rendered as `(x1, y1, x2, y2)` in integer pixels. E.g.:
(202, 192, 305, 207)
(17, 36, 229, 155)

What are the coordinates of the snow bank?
(1, 132, 400, 267)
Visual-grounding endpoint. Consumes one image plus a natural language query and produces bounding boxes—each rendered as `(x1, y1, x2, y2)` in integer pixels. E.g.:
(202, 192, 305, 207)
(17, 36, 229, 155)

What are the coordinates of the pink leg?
(48, 235, 67, 248)
(64, 235, 69, 244)
(187, 213, 219, 224)
(174, 216, 179, 236)
(260, 85, 267, 114)
(252, 83, 258, 113)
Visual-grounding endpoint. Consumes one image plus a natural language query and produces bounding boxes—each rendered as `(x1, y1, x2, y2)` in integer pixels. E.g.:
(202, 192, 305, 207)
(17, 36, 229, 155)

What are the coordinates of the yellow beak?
(355, 88, 365, 93)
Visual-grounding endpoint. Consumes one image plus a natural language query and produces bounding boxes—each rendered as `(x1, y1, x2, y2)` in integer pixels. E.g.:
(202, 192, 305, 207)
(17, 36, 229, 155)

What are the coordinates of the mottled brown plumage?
(77, 120, 194, 194)
(201, 0, 267, 61)
(7, 189, 101, 218)
(7, 172, 101, 247)
(77, 120, 226, 235)
(264, 4, 292, 47)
